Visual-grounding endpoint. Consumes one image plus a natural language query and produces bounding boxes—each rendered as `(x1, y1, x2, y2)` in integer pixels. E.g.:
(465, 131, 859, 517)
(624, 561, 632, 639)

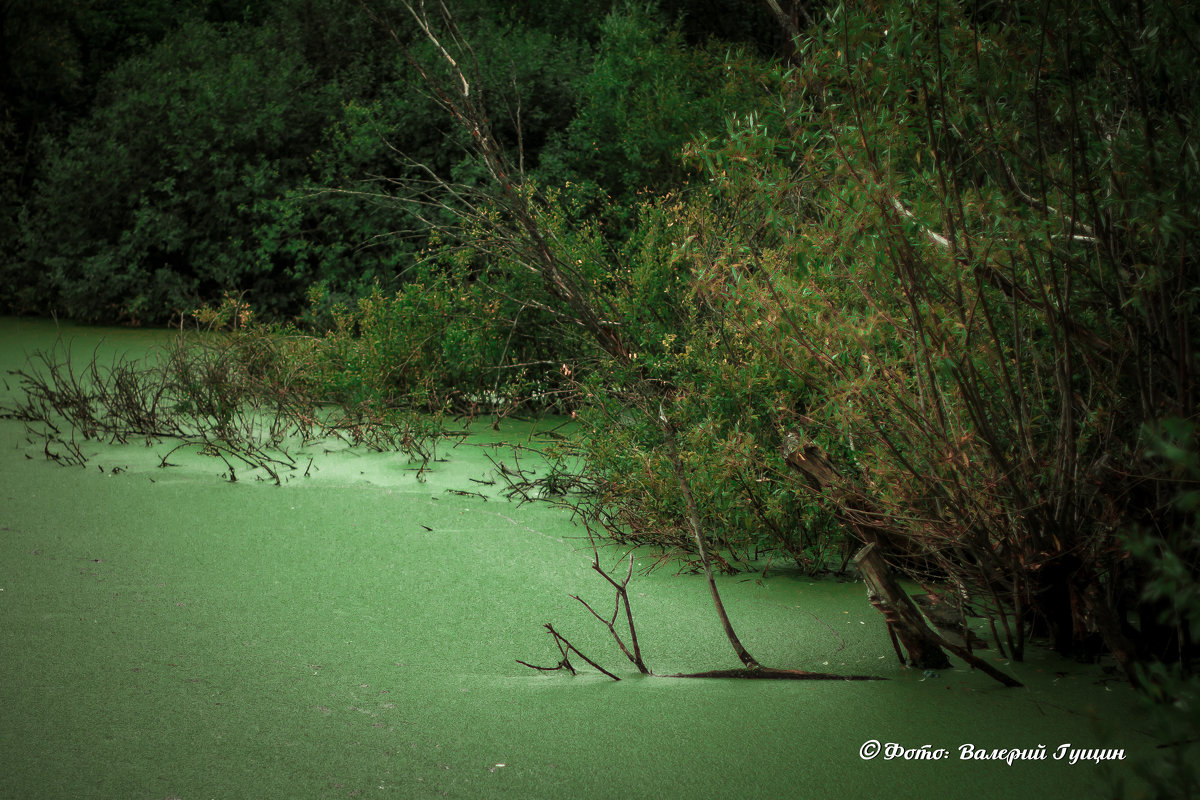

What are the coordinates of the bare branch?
(402, 0, 469, 98)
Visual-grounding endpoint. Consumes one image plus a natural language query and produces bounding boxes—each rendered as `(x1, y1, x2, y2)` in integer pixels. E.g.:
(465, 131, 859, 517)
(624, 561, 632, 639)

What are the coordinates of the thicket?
(3, 297, 447, 483)
(574, 0, 1200, 686)
(368, 0, 1198, 692)
(2, 0, 776, 325)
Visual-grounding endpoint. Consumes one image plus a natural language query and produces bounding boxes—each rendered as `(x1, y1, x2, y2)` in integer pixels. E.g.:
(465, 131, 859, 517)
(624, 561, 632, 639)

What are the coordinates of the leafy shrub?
(18, 19, 341, 322)
(544, 188, 846, 573)
(640, 0, 1200, 675)
(507, 0, 1200, 674)
(539, 3, 770, 233)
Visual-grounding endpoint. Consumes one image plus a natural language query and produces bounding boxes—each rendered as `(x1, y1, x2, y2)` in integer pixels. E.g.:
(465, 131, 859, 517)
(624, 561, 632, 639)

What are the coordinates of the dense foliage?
(588, 0, 1198, 681)
(369, 0, 1196, 696)
(2, 0, 767, 323)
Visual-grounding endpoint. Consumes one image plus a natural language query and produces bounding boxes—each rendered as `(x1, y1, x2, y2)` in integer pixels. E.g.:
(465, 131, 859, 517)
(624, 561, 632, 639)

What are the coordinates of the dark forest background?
(0, 0, 788, 323)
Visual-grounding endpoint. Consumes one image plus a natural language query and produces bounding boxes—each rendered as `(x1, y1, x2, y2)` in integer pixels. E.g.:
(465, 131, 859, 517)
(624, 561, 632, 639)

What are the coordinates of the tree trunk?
(779, 436, 950, 667)
(854, 544, 951, 670)
(780, 435, 1023, 686)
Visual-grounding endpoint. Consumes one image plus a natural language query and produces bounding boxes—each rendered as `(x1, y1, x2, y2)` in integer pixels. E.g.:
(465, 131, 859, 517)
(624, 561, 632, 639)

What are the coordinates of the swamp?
(0, 319, 1166, 799)
(3, 0, 1198, 797)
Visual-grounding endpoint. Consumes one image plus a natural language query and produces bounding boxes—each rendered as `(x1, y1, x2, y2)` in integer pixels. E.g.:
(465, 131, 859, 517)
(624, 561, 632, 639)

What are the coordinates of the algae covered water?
(0, 318, 1154, 799)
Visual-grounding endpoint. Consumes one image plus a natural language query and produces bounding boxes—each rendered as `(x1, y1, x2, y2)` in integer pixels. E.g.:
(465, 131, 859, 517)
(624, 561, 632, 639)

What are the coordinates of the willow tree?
(679, 0, 1199, 685)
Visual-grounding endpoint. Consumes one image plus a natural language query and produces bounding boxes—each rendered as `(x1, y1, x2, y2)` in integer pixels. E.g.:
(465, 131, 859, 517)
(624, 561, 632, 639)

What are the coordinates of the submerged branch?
(3, 333, 445, 481)
(664, 668, 882, 680)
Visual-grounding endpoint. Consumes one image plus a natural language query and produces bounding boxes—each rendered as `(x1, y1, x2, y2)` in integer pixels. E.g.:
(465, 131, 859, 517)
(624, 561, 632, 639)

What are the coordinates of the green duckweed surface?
(0, 318, 1154, 799)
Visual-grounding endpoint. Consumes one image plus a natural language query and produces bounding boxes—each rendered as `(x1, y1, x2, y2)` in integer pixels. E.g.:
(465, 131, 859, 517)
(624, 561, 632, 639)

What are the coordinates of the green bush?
(539, 3, 769, 233)
(642, 0, 1200, 670)
(18, 19, 341, 322)
(531, 0, 1200, 664)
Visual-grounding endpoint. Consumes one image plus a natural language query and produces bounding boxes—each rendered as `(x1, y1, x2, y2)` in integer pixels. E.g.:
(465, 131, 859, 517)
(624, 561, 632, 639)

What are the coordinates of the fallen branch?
(664, 668, 882, 680)
(518, 524, 885, 683)
(571, 550, 650, 674)
(516, 623, 620, 681)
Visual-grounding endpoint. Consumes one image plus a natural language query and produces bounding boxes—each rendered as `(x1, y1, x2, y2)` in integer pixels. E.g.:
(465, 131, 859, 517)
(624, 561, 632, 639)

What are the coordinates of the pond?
(0, 317, 1155, 798)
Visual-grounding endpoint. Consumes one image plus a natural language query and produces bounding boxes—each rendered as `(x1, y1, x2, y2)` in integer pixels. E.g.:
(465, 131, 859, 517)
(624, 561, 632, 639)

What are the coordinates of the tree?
(377, 0, 1017, 684)
(686, 0, 1200, 683)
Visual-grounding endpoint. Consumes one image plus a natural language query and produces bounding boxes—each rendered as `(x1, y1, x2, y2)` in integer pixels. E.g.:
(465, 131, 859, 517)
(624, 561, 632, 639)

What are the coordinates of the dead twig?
(516, 623, 621, 681)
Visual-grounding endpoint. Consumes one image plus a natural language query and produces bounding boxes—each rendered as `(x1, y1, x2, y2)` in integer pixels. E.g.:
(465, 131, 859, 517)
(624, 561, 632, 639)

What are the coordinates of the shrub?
(18, 19, 341, 322)
(649, 0, 1200, 676)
